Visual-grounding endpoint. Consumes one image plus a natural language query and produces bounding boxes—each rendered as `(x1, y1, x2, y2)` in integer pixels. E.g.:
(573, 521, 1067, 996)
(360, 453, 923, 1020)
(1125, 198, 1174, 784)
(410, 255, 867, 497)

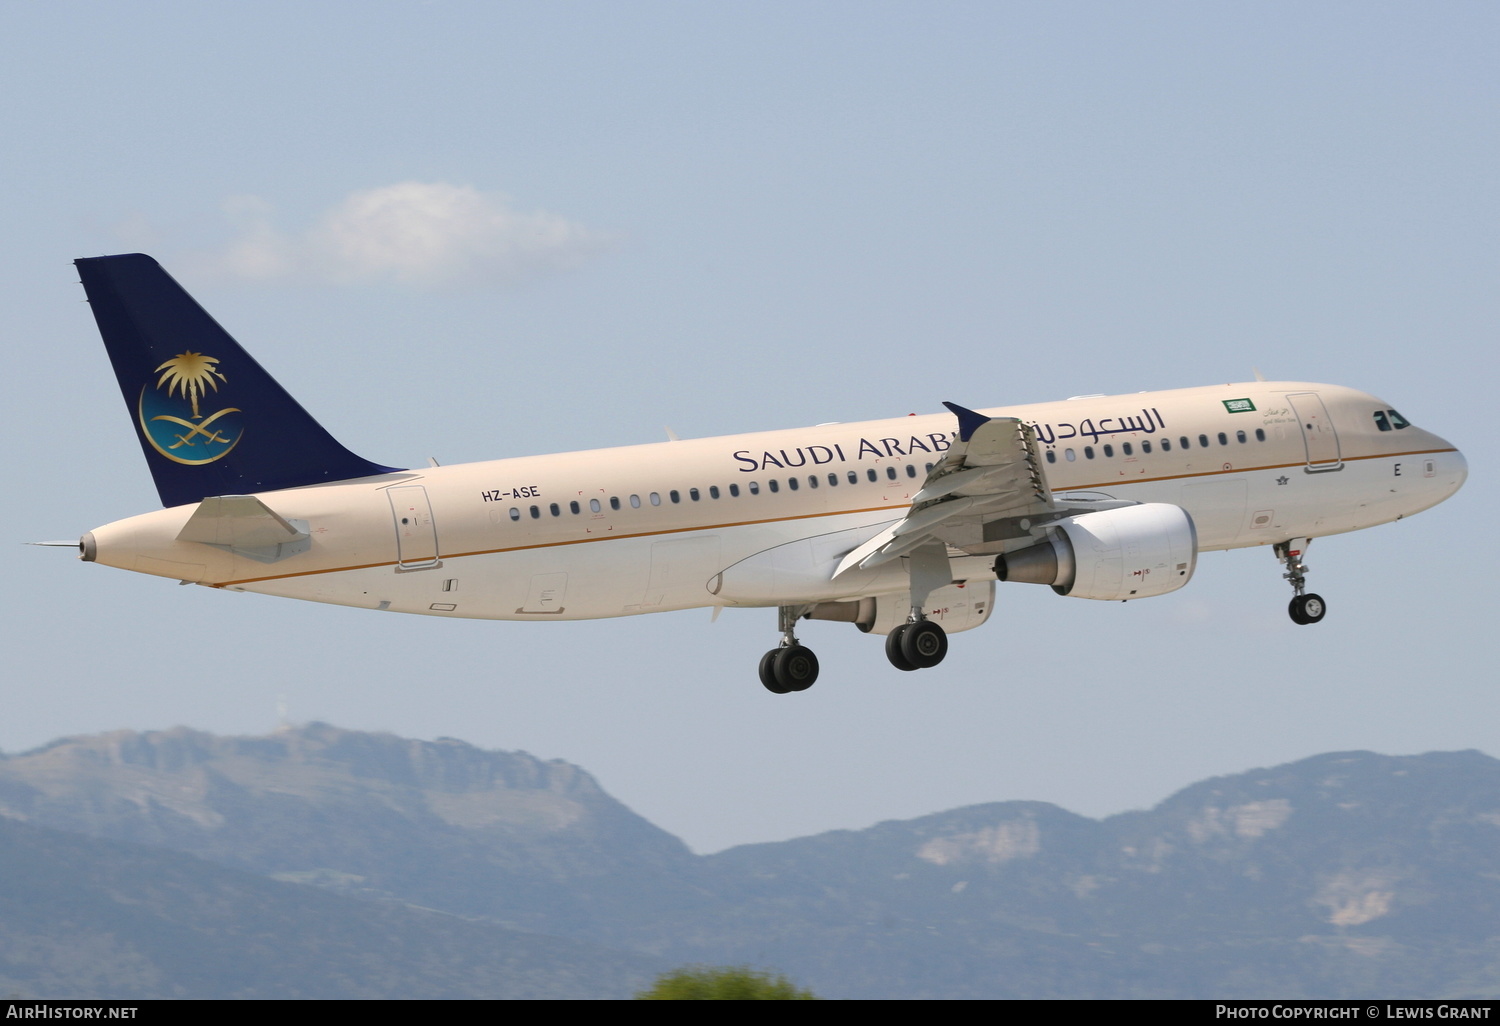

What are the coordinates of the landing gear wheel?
(772, 644, 819, 692)
(901, 620, 948, 669)
(885, 625, 917, 671)
(759, 649, 791, 693)
(1288, 593, 1326, 626)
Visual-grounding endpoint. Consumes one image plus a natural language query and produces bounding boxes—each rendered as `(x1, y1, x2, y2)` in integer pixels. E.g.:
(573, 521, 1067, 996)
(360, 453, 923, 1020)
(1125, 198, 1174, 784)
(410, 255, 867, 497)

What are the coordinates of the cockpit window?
(1374, 410, 1391, 432)
(1388, 409, 1410, 429)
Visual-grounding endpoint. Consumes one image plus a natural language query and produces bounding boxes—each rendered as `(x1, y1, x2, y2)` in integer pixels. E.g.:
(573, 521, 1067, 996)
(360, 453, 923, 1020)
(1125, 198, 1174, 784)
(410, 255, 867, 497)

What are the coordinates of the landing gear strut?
(1275, 538, 1326, 625)
(758, 605, 819, 694)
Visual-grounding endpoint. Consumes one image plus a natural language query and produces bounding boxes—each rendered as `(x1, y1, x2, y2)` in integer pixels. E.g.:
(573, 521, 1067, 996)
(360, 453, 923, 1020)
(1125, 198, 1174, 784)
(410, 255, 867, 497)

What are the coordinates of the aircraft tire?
(760, 649, 792, 693)
(773, 645, 819, 692)
(885, 626, 918, 671)
(1290, 593, 1326, 625)
(901, 620, 948, 669)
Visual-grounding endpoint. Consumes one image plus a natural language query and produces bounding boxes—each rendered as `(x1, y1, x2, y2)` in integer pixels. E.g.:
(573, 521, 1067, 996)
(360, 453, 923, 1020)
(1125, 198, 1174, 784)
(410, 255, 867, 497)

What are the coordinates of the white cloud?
(212, 183, 607, 288)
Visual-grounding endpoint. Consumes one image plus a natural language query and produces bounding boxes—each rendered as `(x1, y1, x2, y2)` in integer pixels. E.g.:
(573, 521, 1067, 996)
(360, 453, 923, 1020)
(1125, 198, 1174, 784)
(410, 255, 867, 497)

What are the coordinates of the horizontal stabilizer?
(178, 495, 310, 563)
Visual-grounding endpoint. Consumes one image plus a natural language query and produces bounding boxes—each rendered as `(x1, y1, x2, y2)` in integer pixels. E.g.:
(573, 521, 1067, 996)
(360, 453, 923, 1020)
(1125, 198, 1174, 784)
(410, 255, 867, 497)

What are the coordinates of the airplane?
(62, 254, 1467, 694)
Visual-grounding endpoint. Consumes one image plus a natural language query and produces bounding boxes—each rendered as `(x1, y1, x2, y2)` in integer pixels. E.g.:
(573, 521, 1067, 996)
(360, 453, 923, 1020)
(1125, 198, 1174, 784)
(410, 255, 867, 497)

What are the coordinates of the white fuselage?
(84, 381, 1466, 621)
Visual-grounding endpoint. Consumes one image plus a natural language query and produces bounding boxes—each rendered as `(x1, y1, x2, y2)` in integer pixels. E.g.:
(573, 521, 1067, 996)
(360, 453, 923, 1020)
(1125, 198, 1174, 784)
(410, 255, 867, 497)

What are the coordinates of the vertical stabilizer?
(76, 254, 402, 507)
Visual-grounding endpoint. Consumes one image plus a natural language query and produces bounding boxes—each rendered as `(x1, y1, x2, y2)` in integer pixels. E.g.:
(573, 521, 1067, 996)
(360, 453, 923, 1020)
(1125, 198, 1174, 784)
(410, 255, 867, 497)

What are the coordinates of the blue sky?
(3, 1, 1496, 852)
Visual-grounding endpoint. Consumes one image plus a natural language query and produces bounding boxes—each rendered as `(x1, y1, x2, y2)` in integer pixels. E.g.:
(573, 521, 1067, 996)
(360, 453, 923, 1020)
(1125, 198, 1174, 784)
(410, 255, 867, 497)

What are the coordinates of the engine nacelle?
(806, 581, 996, 636)
(994, 503, 1197, 601)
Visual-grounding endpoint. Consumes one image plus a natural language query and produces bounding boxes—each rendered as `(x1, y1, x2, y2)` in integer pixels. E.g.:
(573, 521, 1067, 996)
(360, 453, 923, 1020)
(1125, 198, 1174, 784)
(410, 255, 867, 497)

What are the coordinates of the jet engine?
(994, 503, 1197, 601)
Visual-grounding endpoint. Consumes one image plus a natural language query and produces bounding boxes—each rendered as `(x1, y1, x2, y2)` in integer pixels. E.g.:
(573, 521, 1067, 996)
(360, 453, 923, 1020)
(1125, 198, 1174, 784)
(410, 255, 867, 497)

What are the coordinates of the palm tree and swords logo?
(137, 351, 244, 465)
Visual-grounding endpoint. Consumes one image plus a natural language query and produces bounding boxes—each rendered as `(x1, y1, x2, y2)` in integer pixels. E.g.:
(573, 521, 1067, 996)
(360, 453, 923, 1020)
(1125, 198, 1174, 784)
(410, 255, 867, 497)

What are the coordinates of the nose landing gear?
(1276, 538, 1326, 625)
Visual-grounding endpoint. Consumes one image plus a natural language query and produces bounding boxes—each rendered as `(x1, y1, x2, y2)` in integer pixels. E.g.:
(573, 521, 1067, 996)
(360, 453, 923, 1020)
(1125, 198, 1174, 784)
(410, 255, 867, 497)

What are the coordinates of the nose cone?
(1423, 431, 1467, 505)
(1446, 443, 1468, 496)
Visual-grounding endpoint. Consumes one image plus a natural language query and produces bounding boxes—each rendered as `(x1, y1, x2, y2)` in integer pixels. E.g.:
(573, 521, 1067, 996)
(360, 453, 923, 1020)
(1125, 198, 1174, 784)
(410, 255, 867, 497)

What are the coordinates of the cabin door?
(1287, 393, 1342, 472)
(388, 485, 442, 570)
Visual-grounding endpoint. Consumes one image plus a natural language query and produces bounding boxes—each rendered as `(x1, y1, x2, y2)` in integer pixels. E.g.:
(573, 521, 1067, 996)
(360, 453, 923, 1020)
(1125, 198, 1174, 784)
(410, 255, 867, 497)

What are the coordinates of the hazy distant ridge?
(4, 726, 1500, 999)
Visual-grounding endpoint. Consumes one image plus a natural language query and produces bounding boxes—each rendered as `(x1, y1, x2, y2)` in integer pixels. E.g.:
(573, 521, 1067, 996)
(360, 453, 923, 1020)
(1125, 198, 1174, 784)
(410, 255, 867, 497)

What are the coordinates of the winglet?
(942, 401, 990, 443)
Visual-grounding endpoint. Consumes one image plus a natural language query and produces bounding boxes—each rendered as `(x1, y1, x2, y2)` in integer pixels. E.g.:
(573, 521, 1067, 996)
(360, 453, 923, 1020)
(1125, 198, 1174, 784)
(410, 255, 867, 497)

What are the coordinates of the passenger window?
(807, 475, 817, 489)
(669, 490, 680, 503)
(709, 485, 720, 499)
(509, 507, 521, 521)
(610, 496, 620, 511)
(886, 466, 897, 480)
(828, 473, 839, 486)
(1065, 448, 1076, 461)
(847, 471, 857, 484)
(1160, 438, 1170, 451)
(1217, 432, 1228, 446)
(1046, 450, 1057, 463)
(589, 498, 601, 513)
(689, 488, 699, 501)
(748, 481, 760, 495)
(925, 462, 933, 471)
(529, 505, 540, 519)
(630, 494, 641, 508)
(1139, 441, 1149, 454)
(867, 469, 878, 482)
(549, 503, 560, 517)
(1084, 446, 1095, 459)
(1103, 444, 1114, 458)
(1198, 434, 1209, 448)
(650, 492, 661, 506)
(569, 500, 580, 514)
(1236, 430, 1246, 443)
(769, 479, 780, 493)
(1180, 436, 1190, 449)
(1255, 428, 1266, 442)
(787, 477, 798, 491)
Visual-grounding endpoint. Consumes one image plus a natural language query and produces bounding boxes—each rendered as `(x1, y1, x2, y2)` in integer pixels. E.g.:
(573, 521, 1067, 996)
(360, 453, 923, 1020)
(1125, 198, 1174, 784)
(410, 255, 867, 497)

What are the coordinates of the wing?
(836, 403, 1114, 576)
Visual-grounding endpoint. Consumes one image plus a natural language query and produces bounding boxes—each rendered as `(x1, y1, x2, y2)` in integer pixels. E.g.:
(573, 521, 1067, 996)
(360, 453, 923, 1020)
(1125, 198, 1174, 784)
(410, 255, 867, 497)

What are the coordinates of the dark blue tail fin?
(77, 253, 402, 508)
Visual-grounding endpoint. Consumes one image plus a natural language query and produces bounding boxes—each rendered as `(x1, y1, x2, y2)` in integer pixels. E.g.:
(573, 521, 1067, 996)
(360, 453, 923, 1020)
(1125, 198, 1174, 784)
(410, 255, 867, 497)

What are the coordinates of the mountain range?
(3, 723, 1499, 999)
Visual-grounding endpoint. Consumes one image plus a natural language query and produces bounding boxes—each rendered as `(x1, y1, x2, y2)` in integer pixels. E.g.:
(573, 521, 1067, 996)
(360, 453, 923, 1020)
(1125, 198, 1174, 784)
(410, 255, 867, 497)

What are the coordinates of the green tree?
(635, 965, 818, 1000)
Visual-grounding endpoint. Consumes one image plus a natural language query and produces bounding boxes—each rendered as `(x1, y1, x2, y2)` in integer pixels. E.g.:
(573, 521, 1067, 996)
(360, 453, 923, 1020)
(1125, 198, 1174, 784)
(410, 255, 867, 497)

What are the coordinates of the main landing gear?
(758, 604, 951, 693)
(759, 605, 819, 694)
(885, 618, 948, 672)
(1275, 538, 1327, 626)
